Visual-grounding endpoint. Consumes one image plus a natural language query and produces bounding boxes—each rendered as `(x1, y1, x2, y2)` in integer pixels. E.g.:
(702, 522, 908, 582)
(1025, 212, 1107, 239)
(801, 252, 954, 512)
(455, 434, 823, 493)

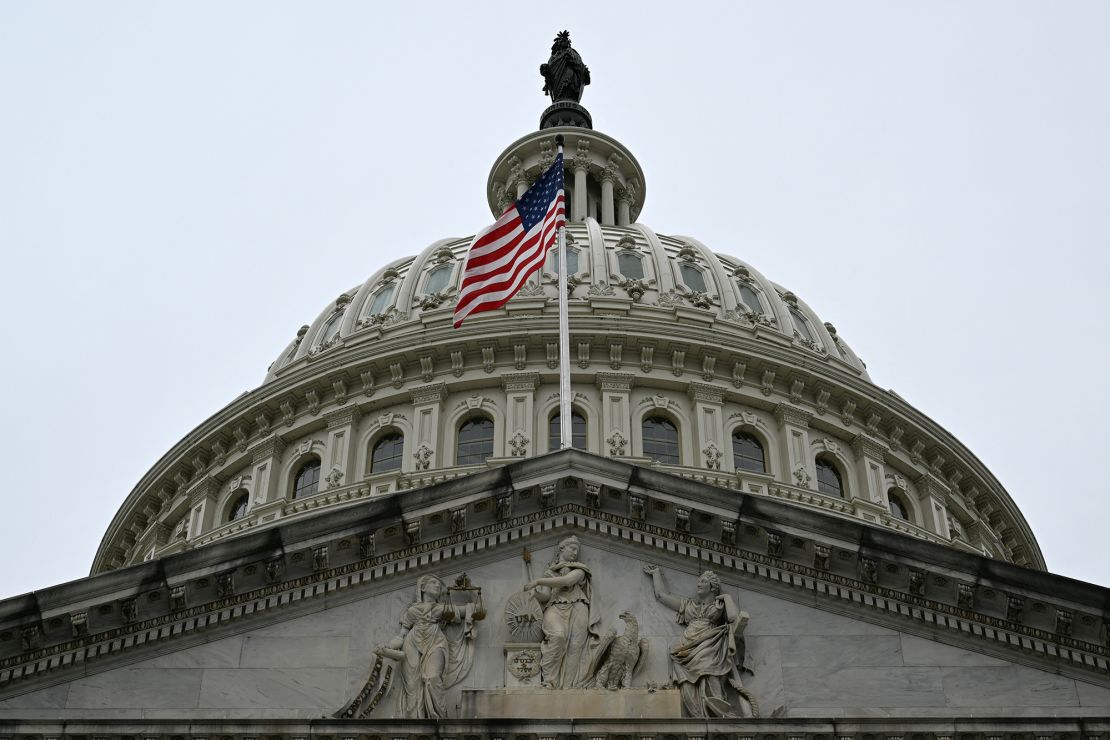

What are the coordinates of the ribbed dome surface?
(265, 220, 869, 386)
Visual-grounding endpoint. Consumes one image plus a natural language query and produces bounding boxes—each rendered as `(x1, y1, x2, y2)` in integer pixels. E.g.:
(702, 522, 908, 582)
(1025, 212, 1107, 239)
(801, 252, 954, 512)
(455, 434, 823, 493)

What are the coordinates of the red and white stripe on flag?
(453, 154, 565, 328)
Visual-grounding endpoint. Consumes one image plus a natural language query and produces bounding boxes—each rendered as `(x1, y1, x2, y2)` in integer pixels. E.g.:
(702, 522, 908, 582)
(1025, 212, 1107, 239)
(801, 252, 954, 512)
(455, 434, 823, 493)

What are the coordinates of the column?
(916, 474, 952, 538)
(185, 477, 217, 541)
(573, 139, 590, 222)
(324, 407, 362, 489)
(774, 403, 813, 488)
(508, 155, 528, 199)
(617, 187, 632, 226)
(249, 434, 287, 504)
(502, 372, 538, 456)
(688, 382, 726, 471)
(600, 154, 622, 226)
(600, 175, 615, 225)
(596, 372, 635, 457)
(573, 166, 588, 221)
(851, 434, 889, 505)
(409, 383, 447, 471)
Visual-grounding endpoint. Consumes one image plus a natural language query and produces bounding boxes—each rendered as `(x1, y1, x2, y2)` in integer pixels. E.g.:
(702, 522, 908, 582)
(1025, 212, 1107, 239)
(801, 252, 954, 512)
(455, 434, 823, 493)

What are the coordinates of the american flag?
(454, 153, 566, 328)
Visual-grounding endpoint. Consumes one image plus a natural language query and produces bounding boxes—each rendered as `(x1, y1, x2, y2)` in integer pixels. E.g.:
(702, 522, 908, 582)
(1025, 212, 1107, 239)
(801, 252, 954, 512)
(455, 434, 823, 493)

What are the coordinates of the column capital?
(687, 381, 724, 404)
(324, 406, 361, 429)
(774, 403, 812, 428)
(249, 433, 287, 463)
(851, 433, 887, 461)
(595, 372, 635, 393)
(409, 382, 448, 406)
(501, 372, 539, 392)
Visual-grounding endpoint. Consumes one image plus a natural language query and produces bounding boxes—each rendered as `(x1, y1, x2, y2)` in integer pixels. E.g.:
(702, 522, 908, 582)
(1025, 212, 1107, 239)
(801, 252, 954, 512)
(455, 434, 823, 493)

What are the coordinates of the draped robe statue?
(376, 575, 477, 719)
(540, 30, 591, 103)
(524, 535, 603, 688)
(644, 565, 757, 718)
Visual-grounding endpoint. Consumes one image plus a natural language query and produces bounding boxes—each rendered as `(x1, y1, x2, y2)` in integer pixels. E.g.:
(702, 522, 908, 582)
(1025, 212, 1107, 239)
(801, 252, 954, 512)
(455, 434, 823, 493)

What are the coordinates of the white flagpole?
(555, 134, 572, 450)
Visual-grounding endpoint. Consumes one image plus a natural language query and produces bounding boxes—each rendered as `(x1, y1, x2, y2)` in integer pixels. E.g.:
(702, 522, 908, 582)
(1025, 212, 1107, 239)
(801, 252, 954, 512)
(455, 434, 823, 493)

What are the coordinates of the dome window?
(617, 252, 644, 280)
(815, 456, 844, 497)
(642, 416, 680, 464)
(888, 492, 911, 522)
(371, 432, 404, 473)
(457, 417, 494, 465)
(226, 491, 249, 523)
(293, 459, 321, 499)
(737, 282, 764, 314)
(367, 284, 396, 316)
(732, 431, 766, 473)
(679, 264, 708, 293)
(424, 264, 453, 294)
(318, 312, 342, 344)
(790, 307, 818, 345)
(551, 247, 579, 275)
(549, 409, 587, 451)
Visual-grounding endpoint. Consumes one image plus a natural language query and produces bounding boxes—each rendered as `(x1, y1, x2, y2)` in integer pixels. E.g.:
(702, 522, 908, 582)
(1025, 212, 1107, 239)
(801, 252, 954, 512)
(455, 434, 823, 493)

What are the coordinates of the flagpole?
(555, 134, 572, 450)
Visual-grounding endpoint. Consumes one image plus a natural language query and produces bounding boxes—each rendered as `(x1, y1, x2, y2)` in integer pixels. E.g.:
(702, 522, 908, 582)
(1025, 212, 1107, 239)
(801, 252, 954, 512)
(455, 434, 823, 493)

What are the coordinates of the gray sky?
(1, 2, 1107, 599)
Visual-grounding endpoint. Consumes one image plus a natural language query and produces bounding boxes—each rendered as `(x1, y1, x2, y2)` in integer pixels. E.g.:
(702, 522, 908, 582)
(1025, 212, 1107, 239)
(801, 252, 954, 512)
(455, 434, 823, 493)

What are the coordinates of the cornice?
(17, 454, 1109, 700)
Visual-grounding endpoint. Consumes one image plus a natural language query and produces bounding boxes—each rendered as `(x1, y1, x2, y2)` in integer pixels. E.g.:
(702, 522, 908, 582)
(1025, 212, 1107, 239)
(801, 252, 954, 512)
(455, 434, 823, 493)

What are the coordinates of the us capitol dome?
(91, 43, 1043, 578)
(9, 31, 1110, 735)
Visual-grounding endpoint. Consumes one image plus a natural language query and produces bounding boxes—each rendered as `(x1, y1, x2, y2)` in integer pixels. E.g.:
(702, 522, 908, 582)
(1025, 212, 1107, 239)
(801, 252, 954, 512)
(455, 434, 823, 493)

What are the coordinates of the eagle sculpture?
(590, 611, 648, 690)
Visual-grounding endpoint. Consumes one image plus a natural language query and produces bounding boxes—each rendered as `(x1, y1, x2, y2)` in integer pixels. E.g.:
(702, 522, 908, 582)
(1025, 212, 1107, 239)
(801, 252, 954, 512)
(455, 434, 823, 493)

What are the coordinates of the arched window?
(226, 491, 249, 523)
(457, 417, 494, 465)
(617, 252, 644, 280)
(815, 456, 844, 497)
(318, 312, 342, 343)
(888, 492, 910, 522)
(680, 264, 707, 293)
(424, 264, 452, 294)
(732, 431, 766, 473)
(549, 409, 587, 451)
(642, 416, 680, 464)
(737, 282, 764, 313)
(293, 459, 321, 499)
(371, 432, 404, 473)
(790, 307, 817, 344)
(367, 284, 396, 316)
(551, 247, 579, 275)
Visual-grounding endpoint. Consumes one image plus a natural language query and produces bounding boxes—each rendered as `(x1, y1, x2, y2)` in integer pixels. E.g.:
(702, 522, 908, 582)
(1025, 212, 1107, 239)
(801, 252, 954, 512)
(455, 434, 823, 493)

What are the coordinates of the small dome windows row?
(215, 410, 916, 529)
(287, 241, 846, 375)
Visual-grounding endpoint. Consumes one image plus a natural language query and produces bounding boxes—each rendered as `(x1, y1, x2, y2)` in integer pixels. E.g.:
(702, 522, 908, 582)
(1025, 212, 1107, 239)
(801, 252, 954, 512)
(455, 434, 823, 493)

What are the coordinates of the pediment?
(1, 452, 1108, 723)
(1, 536, 1109, 721)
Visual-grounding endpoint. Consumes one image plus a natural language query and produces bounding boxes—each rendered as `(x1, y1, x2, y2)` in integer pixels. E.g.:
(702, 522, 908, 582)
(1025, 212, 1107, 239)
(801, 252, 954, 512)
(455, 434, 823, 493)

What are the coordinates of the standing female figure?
(643, 565, 756, 718)
(376, 574, 476, 719)
(524, 535, 601, 688)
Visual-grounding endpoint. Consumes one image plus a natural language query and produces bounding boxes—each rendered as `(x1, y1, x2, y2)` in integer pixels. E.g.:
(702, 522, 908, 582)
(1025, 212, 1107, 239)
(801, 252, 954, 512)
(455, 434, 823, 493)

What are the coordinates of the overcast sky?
(1, 2, 1107, 599)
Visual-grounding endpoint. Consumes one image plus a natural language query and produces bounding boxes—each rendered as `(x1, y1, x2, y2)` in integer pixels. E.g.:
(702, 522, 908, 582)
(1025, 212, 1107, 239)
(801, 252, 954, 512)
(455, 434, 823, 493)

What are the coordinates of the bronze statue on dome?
(541, 31, 591, 103)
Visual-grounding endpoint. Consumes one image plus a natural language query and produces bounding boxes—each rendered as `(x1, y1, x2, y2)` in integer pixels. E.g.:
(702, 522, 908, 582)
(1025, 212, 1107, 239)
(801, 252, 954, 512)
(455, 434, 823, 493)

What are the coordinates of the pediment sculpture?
(337, 573, 485, 719)
(522, 534, 602, 688)
(644, 564, 758, 717)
